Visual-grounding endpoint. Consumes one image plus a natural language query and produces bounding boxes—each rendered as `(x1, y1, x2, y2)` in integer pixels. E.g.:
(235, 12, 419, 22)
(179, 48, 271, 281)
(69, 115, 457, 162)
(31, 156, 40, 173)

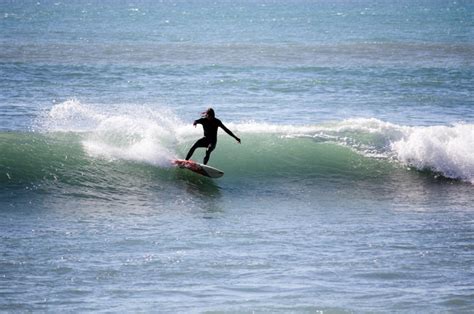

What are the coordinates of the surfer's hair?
(206, 108, 215, 118)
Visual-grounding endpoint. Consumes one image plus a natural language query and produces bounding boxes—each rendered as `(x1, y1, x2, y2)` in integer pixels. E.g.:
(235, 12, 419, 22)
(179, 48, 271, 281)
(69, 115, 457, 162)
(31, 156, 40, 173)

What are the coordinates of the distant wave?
(1, 100, 473, 186)
(2, 42, 472, 67)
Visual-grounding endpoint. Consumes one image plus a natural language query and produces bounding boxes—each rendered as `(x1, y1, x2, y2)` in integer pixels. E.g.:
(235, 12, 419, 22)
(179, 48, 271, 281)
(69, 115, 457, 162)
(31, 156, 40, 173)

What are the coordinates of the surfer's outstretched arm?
(219, 122, 241, 143)
(193, 118, 204, 127)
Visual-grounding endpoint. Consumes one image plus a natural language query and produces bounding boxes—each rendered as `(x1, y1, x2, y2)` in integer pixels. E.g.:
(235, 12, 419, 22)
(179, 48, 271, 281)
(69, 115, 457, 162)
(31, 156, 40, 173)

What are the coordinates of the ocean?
(1, 0, 473, 312)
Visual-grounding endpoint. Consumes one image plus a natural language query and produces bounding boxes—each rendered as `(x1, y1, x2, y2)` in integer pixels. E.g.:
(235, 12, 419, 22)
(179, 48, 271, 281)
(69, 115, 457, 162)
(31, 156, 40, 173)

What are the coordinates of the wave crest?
(392, 123, 474, 183)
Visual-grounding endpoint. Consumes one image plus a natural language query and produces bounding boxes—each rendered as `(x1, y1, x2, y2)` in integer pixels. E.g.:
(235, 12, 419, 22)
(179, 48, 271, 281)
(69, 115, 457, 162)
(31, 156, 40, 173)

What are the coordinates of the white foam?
(392, 123, 474, 183)
(327, 118, 474, 183)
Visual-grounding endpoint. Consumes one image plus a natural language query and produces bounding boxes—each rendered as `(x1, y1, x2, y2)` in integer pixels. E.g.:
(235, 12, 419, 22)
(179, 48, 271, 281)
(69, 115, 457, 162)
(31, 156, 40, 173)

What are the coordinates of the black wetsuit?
(185, 117, 236, 164)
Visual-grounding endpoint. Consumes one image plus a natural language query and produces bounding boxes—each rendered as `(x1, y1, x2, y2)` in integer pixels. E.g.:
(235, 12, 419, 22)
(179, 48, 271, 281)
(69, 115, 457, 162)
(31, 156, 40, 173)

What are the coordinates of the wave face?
(2, 100, 473, 187)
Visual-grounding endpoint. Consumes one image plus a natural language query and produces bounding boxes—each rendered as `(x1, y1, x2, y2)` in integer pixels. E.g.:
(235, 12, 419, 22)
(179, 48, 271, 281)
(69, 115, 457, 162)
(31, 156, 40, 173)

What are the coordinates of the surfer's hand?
(236, 137, 241, 144)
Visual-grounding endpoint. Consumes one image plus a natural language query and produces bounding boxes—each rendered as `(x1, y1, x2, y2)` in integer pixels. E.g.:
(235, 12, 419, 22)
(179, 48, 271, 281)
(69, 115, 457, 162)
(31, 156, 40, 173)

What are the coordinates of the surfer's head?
(203, 108, 215, 119)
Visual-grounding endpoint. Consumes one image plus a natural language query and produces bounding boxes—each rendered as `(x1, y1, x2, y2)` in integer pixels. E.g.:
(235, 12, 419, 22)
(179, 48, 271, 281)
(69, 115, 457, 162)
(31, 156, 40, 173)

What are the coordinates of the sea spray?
(40, 100, 187, 167)
(82, 115, 175, 167)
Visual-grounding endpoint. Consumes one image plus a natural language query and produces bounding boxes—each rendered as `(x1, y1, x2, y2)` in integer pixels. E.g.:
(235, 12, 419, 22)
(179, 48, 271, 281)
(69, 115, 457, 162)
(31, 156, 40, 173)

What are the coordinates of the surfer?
(185, 108, 241, 165)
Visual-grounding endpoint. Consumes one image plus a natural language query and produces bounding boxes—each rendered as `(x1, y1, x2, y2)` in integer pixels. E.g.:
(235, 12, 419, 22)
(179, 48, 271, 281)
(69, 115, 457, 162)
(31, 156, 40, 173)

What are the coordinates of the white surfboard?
(172, 159, 224, 178)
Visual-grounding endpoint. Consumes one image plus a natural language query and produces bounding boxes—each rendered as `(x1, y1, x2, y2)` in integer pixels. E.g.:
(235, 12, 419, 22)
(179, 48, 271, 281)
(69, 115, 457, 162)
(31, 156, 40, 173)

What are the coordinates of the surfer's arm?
(193, 118, 204, 127)
(219, 122, 241, 143)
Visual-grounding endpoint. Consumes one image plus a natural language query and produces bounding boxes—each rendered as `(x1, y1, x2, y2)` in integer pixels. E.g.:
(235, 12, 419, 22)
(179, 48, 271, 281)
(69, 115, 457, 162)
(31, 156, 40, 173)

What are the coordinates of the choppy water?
(1, 0, 473, 312)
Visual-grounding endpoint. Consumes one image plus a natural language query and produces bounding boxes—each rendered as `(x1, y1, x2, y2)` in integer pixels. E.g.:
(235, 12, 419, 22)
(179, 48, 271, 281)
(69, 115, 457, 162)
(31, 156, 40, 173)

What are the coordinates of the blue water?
(1, 0, 474, 312)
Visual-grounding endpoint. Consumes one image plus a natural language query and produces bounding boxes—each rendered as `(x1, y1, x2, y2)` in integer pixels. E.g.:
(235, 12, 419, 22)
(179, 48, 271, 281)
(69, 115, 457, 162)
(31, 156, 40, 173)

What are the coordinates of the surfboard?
(172, 159, 224, 178)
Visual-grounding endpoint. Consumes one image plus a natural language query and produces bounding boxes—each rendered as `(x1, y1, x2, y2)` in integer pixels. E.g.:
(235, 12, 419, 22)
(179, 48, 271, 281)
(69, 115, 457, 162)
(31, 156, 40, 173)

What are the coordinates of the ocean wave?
(1, 100, 473, 185)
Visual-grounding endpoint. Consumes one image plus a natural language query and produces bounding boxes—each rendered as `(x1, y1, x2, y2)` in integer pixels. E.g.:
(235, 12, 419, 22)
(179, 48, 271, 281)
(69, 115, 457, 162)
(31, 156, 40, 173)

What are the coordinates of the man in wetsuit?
(185, 108, 241, 165)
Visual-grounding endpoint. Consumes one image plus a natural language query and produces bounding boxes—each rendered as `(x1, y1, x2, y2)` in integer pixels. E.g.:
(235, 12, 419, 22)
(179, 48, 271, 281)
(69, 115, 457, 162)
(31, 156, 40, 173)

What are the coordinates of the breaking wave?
(1, 100, 473, 186)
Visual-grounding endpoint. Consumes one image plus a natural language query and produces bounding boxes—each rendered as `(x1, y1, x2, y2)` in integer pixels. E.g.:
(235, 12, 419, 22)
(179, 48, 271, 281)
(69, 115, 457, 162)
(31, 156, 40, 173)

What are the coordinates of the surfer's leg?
(203, 142, 216, 165)
(185, 138, 208, 160)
